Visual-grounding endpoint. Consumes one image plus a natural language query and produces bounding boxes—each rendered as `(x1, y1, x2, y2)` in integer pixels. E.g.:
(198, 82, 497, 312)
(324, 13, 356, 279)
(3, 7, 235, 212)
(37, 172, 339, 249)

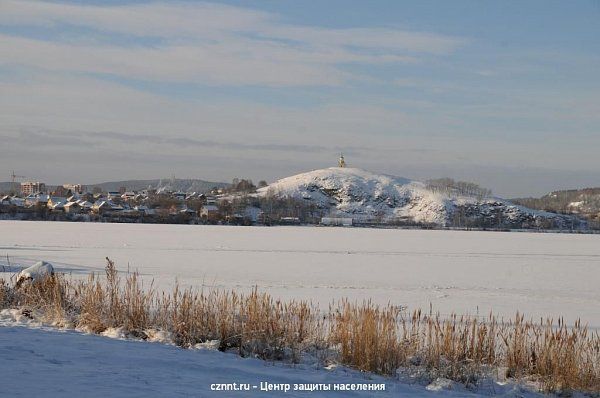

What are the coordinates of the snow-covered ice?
(0, 220, 599, 327)
(1, 220, 598, 396)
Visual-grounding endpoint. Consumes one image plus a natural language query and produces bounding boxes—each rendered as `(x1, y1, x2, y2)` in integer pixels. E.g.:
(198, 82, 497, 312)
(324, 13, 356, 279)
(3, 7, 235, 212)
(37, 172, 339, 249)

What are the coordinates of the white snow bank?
(145, 329, 173, 344)
(0, 325, 548, 398)
(100, 326, 128, 340)
(193, 339, 220, 350)
(0, 309, 42, 327)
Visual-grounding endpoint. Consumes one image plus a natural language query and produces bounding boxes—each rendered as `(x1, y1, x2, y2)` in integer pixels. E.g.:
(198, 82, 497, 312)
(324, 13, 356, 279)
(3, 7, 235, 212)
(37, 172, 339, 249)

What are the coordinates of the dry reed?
(1, 258, 598, 394)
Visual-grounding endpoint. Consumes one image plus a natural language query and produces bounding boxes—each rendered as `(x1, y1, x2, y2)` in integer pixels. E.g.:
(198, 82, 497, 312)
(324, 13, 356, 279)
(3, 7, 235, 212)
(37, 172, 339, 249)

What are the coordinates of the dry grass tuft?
(10, 274, 71, 326)
(329, 304, 600, 392)
(0, 279, 11, 309)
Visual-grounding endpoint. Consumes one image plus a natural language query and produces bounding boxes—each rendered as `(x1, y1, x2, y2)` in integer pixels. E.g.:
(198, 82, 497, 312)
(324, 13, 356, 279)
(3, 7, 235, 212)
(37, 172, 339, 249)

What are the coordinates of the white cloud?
(0, 1, 463, 86)
(261, 26, 464, 54)
(0, 34, 351, 86)
(0, 1, 464, 51)
(0, 1, 271, 37)
(0, 72, 417, 142)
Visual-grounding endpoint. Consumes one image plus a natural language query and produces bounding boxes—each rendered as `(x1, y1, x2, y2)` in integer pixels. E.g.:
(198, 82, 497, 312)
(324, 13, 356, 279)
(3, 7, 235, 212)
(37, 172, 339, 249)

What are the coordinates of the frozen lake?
(1, 221, 599, 327)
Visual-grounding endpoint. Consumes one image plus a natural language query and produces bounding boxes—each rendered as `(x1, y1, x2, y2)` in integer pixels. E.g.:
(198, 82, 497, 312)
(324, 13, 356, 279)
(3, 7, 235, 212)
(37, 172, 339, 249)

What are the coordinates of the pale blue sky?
(1, 0, 599, 196)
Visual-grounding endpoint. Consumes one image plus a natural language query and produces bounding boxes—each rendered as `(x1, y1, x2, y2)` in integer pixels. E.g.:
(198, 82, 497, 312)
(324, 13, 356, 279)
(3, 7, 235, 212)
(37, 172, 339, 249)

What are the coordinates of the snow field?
(0, 220, 599, 327)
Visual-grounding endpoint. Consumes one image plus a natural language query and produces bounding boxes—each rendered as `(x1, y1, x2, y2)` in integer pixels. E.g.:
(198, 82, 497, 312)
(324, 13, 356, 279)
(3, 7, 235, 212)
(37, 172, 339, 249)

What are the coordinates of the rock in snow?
(16, 261, 54, 287)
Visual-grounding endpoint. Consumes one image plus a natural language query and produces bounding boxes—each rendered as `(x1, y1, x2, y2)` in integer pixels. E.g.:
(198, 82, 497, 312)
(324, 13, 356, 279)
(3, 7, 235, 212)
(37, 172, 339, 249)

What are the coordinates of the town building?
(24, 193, 49, 206)
(200, 204, 220, 222)
(173, 192, 187, 201)
(64, 201, 81, 214)
(63, 184, 84, 194)
(21, 181, 46, 195)
(321, 217, 353, 227)
(121, 192, 136, 200)
(47, 197, 68, 208)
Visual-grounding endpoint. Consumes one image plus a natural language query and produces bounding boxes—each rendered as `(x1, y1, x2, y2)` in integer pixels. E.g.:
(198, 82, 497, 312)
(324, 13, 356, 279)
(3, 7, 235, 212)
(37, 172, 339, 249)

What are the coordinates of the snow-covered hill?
(258, 167, 580, 228)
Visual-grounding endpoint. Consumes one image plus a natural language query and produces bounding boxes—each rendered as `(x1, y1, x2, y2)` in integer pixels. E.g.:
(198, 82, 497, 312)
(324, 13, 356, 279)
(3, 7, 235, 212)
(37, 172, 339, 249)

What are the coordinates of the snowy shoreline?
(0, 316, 550, 398)
(3, 216, 600, 235)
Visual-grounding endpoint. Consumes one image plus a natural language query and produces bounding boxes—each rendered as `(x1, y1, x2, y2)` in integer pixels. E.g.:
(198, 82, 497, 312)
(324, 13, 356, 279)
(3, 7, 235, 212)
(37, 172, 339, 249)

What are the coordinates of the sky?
(1, 0, 599, 197)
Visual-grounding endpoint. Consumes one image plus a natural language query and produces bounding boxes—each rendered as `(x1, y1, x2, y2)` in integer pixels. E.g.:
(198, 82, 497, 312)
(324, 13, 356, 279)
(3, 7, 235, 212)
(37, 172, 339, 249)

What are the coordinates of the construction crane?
(10, 170, 25, 194)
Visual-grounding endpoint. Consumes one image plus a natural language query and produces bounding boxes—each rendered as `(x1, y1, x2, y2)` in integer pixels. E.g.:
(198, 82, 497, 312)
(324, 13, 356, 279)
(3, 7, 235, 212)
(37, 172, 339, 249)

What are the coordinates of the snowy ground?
(0, 324, 545, 398)
(1, 221, 598, 327)
(0, 221, 598, 397)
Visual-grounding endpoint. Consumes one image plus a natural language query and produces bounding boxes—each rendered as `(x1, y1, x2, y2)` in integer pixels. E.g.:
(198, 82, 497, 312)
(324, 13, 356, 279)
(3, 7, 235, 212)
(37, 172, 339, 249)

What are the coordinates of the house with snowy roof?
(173, 192, 187, 201)
(64, 201, 81, 214)
(121, 192, 136, 200)
(77, 200, 93, 211)
(179, 206, 197, 216)
(25, 193, 50, 206)
(92, 200, 113, 214)
(47, 197, 67, 208)
(0, 196, 25, 209)
(200, 204, 220, 221)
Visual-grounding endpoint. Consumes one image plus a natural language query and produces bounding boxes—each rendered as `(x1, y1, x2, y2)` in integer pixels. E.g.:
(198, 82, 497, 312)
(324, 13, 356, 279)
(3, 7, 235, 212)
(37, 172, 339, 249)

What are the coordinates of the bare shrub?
(10, 274, 70, 326)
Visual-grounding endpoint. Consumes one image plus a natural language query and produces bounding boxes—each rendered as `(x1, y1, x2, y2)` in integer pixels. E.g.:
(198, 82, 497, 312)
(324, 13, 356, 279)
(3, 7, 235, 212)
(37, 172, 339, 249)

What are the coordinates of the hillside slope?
(258, 167, 579, 228)
(87, 178, 228, 193)
(0, 182, 17, 193)
(513, 188, 600, 225)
